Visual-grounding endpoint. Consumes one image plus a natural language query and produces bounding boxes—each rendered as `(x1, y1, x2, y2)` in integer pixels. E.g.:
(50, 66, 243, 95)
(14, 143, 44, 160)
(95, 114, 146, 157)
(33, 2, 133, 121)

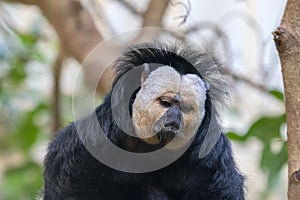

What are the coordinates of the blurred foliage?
(1, 162, 43, 200)
(0, 15, 54, 200)
(228, 90, 287, 195)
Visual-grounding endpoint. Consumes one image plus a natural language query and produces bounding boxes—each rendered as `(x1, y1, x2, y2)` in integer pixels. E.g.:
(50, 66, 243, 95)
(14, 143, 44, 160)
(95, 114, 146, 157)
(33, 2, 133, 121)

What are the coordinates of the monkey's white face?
(132, 66, 207, 150)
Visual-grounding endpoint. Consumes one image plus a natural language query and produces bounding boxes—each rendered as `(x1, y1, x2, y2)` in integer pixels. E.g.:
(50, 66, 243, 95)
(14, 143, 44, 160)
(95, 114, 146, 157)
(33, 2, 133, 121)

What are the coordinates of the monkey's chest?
(70, 169, 185, 200)
(80, 183, 184, 200)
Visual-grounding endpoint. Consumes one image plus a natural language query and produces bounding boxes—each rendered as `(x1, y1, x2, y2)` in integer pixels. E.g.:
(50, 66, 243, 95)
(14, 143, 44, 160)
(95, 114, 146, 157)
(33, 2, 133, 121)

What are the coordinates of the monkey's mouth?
(157, 127, 179, 143)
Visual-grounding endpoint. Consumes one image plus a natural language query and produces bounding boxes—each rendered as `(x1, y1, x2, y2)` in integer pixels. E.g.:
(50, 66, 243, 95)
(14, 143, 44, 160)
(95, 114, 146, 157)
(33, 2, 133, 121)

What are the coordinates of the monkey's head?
(112, 42, 225, 151)
(132, 65, 207, 150)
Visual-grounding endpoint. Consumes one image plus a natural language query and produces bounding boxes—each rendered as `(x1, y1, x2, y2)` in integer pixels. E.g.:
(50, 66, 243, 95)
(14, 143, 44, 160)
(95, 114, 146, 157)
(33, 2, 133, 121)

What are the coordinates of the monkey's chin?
(156, 129, 191, 150)
(157, 130, 177, 144)
(163, 135, 191, 150)
(134, 128, 190, 150)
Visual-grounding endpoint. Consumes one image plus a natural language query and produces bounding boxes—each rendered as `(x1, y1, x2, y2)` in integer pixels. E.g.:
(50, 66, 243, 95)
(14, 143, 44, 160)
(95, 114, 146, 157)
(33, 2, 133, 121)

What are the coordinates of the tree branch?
(135, 0, 170, 42)
(38, 0, 103, 61)
(222, 68, 269, 92)
(5, 0, 38, 5)
(52, 50, 64, 136)
(273, 0, 300, 199)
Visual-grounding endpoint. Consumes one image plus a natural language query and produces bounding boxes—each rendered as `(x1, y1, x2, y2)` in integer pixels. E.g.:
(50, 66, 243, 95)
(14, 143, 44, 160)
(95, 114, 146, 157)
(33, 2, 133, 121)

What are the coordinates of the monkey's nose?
(164, 106, 181, 130)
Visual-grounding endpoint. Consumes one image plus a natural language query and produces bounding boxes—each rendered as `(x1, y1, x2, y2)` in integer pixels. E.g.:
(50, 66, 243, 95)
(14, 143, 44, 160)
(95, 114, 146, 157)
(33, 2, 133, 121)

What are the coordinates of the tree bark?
(273, 0, 300, 199)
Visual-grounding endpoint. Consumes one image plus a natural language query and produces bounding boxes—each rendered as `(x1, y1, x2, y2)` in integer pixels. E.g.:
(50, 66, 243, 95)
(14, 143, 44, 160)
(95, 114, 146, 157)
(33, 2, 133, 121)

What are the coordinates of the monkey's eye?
(181, 105, 193, 113)
(159, 98, 172, 108)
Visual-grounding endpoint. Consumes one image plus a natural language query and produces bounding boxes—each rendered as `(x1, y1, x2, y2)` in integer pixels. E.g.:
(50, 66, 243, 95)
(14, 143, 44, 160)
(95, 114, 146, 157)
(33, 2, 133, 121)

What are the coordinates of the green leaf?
(15, 32, 38, 48)
(9, 58, 28, 83)
(260, 142, 287, 189)
(32, 51, 47, 63)
(244, 114, 286, 142)
(269, 90, 284, 101)
(226, 131, 247, 141)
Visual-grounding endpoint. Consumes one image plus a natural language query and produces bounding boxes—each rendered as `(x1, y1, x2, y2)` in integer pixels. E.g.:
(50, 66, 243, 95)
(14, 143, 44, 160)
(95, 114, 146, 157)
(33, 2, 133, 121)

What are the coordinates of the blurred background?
(0, 0, 288, 199)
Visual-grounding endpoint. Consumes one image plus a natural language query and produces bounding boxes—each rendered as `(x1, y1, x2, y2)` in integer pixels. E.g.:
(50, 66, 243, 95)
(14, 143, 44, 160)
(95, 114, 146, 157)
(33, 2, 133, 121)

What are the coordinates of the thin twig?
(118, 0, 142, 15)
(223, 67, 269, 92)
(52, 50, 64, 136)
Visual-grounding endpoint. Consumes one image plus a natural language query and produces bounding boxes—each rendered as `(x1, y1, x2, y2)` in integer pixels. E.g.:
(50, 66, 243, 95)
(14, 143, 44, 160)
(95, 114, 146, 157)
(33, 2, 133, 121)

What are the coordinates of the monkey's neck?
(121, 136, 165, 153)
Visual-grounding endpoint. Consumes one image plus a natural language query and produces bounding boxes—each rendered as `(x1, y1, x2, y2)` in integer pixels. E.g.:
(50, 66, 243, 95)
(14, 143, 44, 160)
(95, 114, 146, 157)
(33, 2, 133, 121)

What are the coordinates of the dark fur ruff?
(43, 43, 245, 200)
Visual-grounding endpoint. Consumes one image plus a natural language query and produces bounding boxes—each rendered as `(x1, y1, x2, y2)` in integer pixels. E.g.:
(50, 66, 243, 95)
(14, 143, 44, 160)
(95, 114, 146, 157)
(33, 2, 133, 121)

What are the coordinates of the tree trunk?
(273, 0, 300, 199)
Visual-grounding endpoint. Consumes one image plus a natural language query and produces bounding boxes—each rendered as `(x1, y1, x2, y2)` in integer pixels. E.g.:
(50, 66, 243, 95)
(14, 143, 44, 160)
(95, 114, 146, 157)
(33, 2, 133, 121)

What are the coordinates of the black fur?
(43, 43, 245, 200)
